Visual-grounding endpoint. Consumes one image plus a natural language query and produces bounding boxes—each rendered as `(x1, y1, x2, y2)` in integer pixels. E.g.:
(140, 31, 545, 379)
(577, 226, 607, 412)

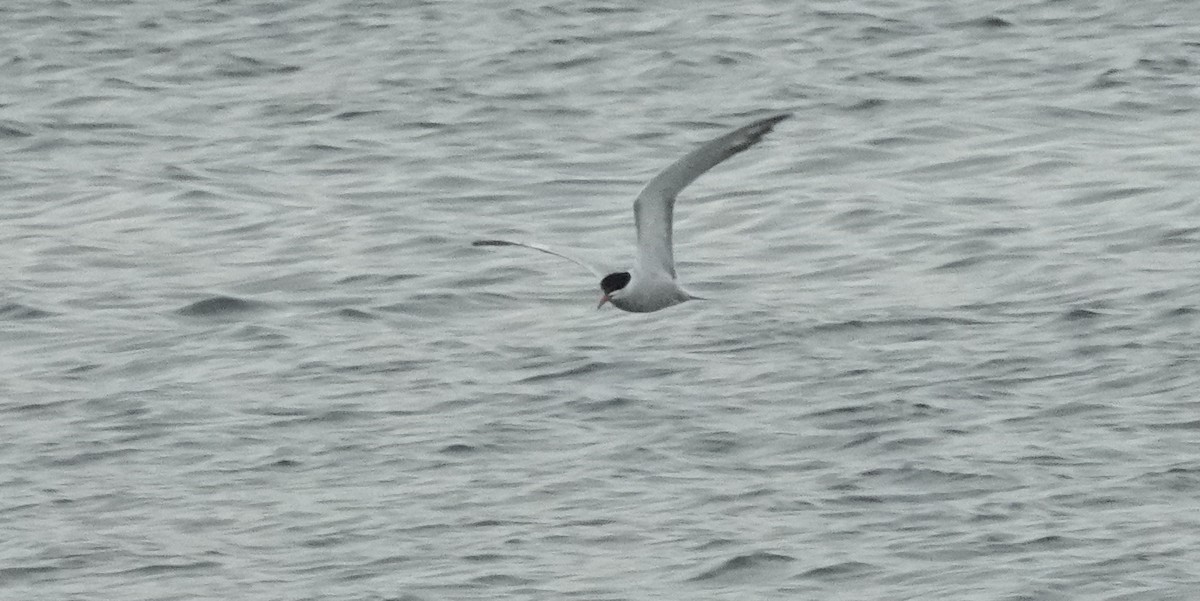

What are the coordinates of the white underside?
(608, 271, 695, 313)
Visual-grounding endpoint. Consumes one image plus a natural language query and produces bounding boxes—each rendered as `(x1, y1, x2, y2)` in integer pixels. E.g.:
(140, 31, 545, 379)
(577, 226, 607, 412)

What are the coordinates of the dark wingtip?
(473, 239, 504, 247)
(758, 112, 792, 130)
(730, 112, 792, 152)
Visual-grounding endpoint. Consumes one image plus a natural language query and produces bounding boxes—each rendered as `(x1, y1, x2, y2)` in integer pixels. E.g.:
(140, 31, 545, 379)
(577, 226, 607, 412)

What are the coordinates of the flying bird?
(475, 112, 790, 313)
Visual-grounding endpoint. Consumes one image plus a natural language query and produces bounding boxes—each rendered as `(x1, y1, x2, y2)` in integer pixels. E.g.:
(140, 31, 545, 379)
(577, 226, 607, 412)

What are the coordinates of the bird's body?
(606, 269, 695, 313)
(475, 112, 790, 313)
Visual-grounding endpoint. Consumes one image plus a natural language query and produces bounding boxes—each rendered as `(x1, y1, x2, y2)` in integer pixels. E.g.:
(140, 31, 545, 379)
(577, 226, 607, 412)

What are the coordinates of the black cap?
(600, 272, 631, 295)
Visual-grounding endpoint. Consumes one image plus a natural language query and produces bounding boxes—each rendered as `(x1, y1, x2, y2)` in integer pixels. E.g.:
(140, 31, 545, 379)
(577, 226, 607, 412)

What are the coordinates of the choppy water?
(3, 1, 1200, 599)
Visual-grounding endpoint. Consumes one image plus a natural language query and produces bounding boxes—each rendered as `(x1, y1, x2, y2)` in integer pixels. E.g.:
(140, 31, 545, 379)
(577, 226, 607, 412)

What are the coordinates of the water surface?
(2, 1, 1199, 599)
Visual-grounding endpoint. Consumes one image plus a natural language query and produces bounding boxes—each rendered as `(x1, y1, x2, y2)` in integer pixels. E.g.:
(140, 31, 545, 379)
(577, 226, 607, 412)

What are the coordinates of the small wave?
(517, 361, 608, 384)
(469, 573, 533, 586)
(1163, 306, 1196, 318)
(439, 443, 478, 455)
(0, 302, 54, 320)
(0, 564, 59, 582)
(335, 307, 377, 320)
(935, 255, 991, 271)
(799, 560, 878, 580)
(176, 295, 265, 317)
(215, 54, 301, 78)
(955, 16, 1013, 29)
(1061, 307, 1103, 321)
(689, 551, 794, 582)
(118, 561, 221, 576)
(809, 314, 982, 335)
(0, 122, 32, 138)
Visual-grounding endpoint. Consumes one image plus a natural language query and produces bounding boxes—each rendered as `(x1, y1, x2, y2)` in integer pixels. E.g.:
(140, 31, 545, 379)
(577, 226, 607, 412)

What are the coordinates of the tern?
(474, 112, 790, 313)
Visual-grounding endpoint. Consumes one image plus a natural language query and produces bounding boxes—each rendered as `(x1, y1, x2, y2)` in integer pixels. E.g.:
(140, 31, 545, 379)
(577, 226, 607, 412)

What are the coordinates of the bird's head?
(597, 272, 631, 309)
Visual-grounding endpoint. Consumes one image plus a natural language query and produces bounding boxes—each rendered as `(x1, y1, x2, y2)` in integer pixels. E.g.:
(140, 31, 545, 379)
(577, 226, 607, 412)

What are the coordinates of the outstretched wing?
(633, 112, 791, 278)
(472, 239, 604, 278)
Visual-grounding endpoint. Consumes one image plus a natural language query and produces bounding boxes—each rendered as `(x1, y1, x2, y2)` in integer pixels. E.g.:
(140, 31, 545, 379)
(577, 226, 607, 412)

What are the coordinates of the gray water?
(3, 1, 1200, 599)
